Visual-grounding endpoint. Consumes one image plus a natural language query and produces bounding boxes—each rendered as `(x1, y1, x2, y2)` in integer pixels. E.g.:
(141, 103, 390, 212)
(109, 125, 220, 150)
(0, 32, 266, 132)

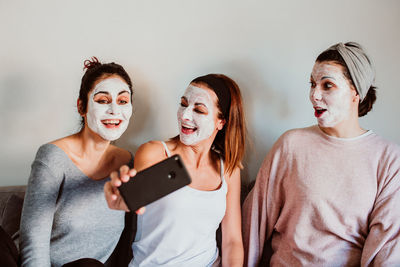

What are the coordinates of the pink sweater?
(243, 125, 400, 266)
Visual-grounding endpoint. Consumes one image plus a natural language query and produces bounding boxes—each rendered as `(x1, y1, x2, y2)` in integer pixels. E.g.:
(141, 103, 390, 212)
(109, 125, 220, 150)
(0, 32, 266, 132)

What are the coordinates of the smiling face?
(309, 62, 358, 128)
(85, 76, 132, 141)
(177, 84, 223, 146)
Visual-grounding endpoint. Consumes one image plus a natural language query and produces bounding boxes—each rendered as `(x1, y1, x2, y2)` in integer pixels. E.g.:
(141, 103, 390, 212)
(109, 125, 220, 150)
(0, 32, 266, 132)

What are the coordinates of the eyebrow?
(181, 97, 208, 107)
(321, 76, 336, 81)
(94, 90, 130, 96)
(194, 103, 207, 108)
(118, 90, 130, 95)
(310, 75, 336, 81)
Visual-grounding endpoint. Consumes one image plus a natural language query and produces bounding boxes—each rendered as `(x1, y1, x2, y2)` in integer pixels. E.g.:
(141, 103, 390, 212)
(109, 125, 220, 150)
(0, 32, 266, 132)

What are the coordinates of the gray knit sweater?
(20, 144, 129, 267)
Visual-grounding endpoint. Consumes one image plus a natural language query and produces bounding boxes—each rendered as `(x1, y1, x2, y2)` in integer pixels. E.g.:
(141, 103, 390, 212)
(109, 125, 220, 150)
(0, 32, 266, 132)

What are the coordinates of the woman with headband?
(242, 42, 400, 266)
(15, 57, 135, 267)
(104, 74, 246, 266)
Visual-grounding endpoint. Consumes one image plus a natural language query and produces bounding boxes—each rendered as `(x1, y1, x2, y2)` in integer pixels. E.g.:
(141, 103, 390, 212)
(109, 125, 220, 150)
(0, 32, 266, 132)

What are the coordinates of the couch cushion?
(1, 194, 24, 238)
(0, 186, 26, 213)
(0, 186, 26, 240)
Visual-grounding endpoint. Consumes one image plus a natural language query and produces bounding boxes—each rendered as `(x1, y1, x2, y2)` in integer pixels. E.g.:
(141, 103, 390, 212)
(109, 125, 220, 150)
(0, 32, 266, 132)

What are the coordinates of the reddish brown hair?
(192, 74, 246, 176)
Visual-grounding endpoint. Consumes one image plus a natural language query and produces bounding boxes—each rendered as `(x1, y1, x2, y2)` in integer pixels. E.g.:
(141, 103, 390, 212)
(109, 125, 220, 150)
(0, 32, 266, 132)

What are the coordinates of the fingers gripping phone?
(118, 154, 192, 212)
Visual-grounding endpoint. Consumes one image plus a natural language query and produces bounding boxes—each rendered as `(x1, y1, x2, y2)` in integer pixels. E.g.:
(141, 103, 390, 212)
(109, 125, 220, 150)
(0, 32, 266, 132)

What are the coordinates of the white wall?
(1, 0, 399, 186)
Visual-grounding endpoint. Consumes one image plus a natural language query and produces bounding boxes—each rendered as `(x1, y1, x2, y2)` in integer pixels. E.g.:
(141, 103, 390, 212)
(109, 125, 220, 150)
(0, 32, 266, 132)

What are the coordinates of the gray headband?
(326, 42, 375, 101)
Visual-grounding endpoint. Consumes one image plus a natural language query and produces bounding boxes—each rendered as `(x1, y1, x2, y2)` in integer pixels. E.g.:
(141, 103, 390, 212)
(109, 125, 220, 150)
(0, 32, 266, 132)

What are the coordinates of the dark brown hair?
(316, 50, 376, 117)
(191, 74, 246, 176)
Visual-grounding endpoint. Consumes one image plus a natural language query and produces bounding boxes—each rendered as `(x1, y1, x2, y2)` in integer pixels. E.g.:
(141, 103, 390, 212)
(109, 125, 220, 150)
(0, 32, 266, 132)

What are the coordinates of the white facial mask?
(86, 77, 132, 141)
(309, 62, 354, 128)
(177, 85, 216, 145)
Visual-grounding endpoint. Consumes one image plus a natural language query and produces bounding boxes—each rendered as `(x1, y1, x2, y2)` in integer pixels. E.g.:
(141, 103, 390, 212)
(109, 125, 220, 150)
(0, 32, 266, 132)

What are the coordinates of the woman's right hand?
(104, 165, 146, 214)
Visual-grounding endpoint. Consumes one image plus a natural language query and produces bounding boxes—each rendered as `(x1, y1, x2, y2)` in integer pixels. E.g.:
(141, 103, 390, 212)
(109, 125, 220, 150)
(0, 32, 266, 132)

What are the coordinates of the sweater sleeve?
(242, 136, 288, 267)
(361, 154, 400, 266)
(19, 160, 63, 267)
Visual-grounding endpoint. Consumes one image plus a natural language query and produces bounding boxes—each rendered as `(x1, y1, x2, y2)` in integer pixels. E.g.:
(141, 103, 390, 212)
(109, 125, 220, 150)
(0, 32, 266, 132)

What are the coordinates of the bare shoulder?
(135, 141, 167, 171)
(136, 141, 165, 158)
(109, 145, 132, 164)
(49, 135, 78, 154)
(50, 135, 72, 147)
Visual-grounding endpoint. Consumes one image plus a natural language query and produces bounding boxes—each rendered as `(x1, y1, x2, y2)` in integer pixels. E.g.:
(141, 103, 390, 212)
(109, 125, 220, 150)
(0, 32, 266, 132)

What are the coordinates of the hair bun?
(83, 57, 101, 70)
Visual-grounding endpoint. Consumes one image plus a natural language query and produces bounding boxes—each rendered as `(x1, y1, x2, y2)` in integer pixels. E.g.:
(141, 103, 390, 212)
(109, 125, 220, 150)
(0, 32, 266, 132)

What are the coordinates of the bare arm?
(221, 167, 244, 267)
(133, 141, 166, 171)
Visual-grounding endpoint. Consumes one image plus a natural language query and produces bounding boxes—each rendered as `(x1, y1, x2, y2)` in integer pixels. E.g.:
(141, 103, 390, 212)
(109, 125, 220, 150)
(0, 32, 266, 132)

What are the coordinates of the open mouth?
(102, 119, 122, 128)
(181, 124, 197, 135)
(314, 107, 327, 118)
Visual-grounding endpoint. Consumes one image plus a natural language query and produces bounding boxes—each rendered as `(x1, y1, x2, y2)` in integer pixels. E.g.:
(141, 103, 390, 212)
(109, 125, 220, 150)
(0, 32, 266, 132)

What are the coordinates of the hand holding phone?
(105, 166, 138, 213)
(118, 154, 192, 212)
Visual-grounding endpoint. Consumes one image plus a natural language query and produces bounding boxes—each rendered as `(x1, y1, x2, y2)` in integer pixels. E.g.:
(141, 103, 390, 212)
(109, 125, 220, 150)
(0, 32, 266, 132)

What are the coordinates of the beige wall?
(1, 0, 399, 185)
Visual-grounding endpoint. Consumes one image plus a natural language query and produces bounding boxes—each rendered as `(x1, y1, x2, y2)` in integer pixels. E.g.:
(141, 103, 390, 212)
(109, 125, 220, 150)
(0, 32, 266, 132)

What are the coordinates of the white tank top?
(129, 141, 227, 267)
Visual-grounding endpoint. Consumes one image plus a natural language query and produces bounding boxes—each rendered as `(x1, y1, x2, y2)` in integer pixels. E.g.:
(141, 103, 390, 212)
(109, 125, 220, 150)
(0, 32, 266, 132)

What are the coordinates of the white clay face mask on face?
(309, 62, 354, 128)
(86, 77, 132, 141)
(177, 85, 217, 146)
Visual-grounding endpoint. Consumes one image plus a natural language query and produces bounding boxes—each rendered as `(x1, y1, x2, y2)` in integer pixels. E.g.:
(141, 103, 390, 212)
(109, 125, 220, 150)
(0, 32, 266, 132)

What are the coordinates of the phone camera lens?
(168, 171, 176, 179)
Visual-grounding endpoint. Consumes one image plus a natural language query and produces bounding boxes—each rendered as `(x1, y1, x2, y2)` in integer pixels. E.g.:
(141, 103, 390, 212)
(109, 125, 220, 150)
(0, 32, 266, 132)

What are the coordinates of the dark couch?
(0, 181, 254, 245)
(0, 185, 134, 267)
(0, 186, 26, 248)
(0, 182, 254, 266)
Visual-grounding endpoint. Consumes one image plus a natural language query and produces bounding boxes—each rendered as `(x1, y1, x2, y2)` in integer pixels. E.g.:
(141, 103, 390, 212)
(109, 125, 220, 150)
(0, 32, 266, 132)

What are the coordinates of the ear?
(352, 89, 360, 103)
(217, 119, 226, 131)
(350, 85, 360, 103)
(353, 94, 360, 103)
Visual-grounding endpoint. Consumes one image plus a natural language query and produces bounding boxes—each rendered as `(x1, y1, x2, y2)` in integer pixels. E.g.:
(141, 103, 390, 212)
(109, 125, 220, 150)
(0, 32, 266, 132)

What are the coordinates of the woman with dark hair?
(105, 74, 246, 266)
(18, 57, 134, 267)
(242, 42, 400, 266)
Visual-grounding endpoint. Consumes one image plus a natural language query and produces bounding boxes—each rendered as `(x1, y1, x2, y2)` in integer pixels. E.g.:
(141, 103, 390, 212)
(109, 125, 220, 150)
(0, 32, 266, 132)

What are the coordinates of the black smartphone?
(118, 154, 192, 212)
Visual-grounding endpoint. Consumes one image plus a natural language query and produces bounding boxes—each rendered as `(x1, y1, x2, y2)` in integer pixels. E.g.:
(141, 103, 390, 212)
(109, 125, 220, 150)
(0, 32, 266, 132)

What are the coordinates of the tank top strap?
(219, 157, 225, 182)
(161, 141, 224, 183)
(161, 141, 171, 157)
